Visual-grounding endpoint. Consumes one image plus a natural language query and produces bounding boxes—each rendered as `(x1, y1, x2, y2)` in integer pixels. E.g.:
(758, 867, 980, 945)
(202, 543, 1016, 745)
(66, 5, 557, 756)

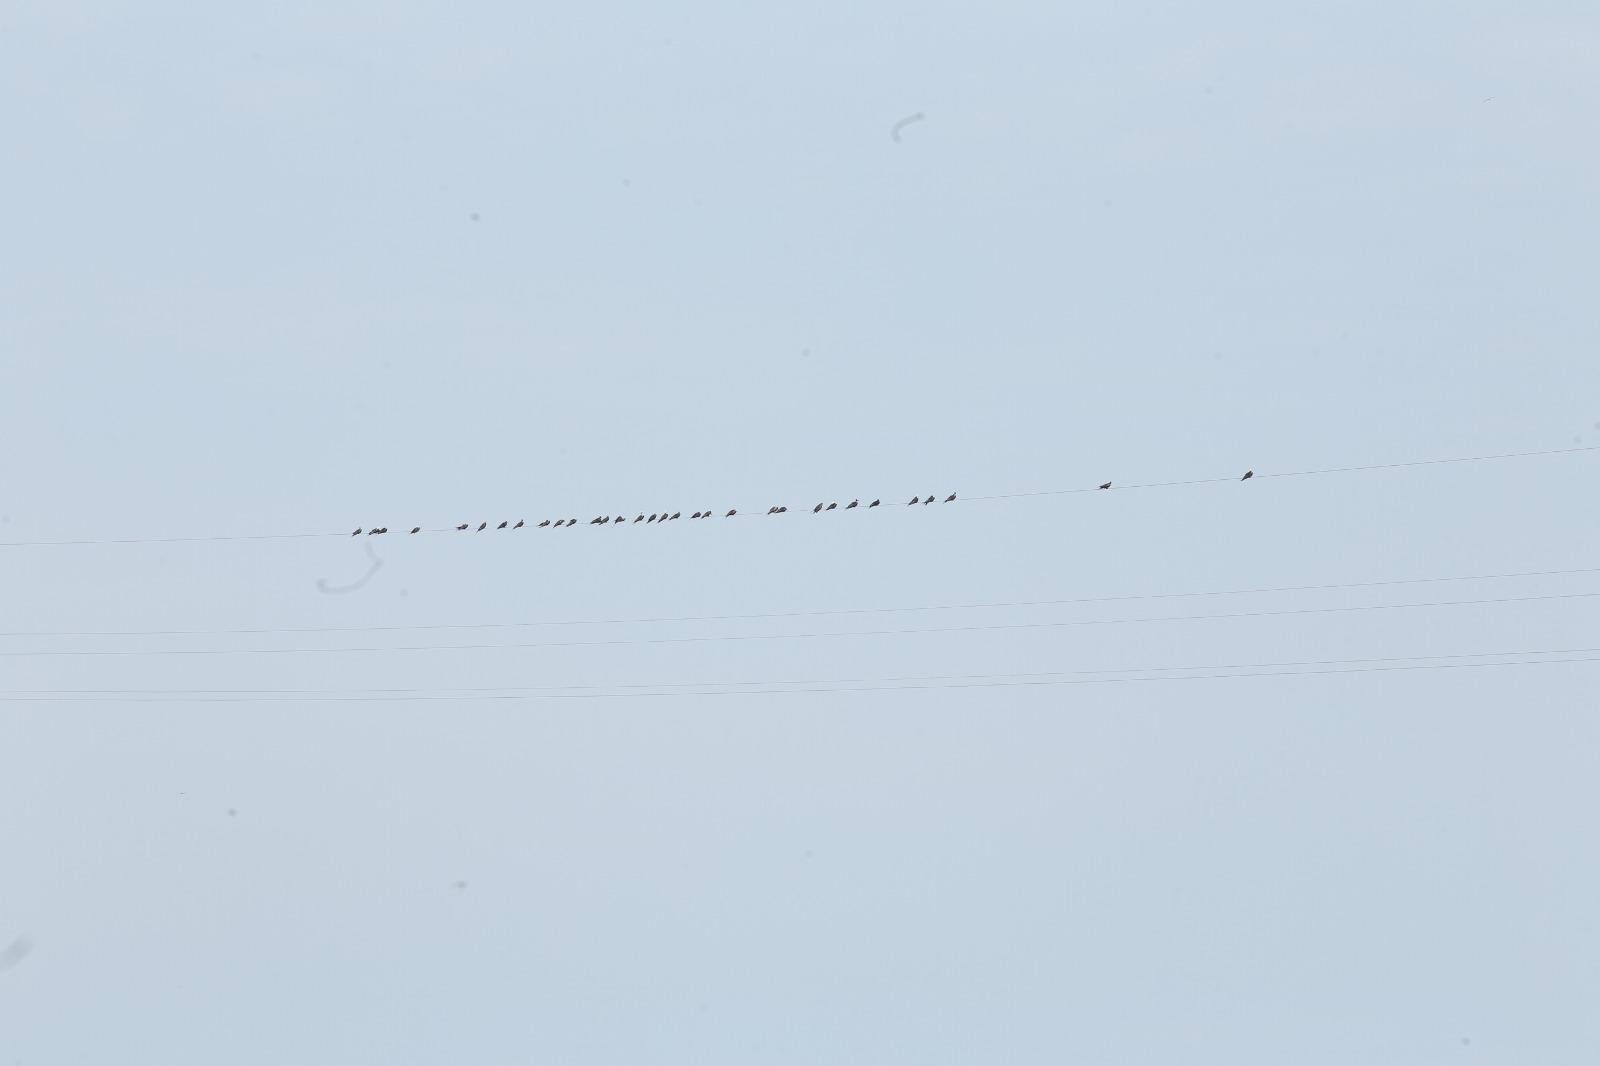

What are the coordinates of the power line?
(8, 644, 1597, 696)
(2, 442, 1595, 549)
(4, 590, 1594, 658)
(4, 562, 1597, 640)
(5, 652, 1597, 702)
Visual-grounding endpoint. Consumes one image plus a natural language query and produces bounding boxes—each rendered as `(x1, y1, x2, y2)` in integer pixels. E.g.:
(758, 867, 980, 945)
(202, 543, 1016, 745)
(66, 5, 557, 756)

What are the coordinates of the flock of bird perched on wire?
(349, 471, 1256, 536)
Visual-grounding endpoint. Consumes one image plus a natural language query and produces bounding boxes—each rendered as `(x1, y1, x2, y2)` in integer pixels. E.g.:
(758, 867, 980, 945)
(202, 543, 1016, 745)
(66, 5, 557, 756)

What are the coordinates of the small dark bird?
(615, 517, 625, 524)
(691, 512, 702, 519)
(590, 517, 601, 525)
(410, 527, 421, 534)
(476, 522, 486, 531)
(1241, 470, 1254, 481)
(648, 514, 658, 523)
(380, 527, 389, 534)
(367, 528, 378, 535)
(566, 518, 577, 527)
(538, 520, 551, 528)
(768, 506, 779, 514)
(351, 527, 362, 536)
(776, 506, 788, 513)
(814, 503, 824, 513)
(497, 521, 508, 530)
(908, 496, 920, 505)
(1098, 481, 1112, 490)
(457, 523, 470, 531)
(514, 520, 524, 529)
(826, 502, 838, 511)
(701, 510, 712, 518)
(726, 509, 737, 517)
(945, 493, 956, 503)
(670, 512, 681, 520)
(870, 499, 880, 507)
(846, 500, 858, 509)
(634, 514, 645, 523)
(923, 496, 933, 505)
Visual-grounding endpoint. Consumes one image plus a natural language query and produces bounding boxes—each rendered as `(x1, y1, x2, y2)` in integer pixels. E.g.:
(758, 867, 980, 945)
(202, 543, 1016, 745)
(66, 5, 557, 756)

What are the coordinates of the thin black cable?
(3, 590, 1594, 658)
(7, 644, 1597, 697)
(3, 562, 1594, 640)
(2, 443, 1595, 549)
(5, 653, 1598, 702)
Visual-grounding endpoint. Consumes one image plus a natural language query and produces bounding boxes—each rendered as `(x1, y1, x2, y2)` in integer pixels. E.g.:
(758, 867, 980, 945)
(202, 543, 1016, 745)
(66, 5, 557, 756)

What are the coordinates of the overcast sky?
(2, 1, 1598, 1062)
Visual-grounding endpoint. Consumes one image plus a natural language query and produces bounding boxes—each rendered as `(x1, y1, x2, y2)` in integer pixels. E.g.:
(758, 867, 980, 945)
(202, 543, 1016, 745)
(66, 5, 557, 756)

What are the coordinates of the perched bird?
(457, 523, 470, 531)
(648, 514, 658, 523)
(768, 506, 779, 514)
(846, 500, 858, 509)
(538, 520, 551, 528)
(726, 509, 737, 517)
(366, 528, 378, 535)
(497, 521, 508, 530)
(514, 520, 524, 529)
(814, 503, 824, 514)
(589, 517, 601, 525)
(826, 502, 838, 511)
(869, 499, 880, 507)
(945, 493, 956, 503)
(908, 496, 920, 505)
(566, 518, 578, 527)
(670, 512, 681, 520)
(923, 496, 933, 505)
(776, 506, 788, 514)
(634, 514, 645, 523)
(410, 527, 421, 534)
(1241, 470, 1254, 481)
(477, 522, 488, 531)
(691, 512, 702, 519)
(601, 516, 611, 524)
(615, 516, 625, 525)
(351, 527, 362, 536)
(1098, 481, 1112, 490)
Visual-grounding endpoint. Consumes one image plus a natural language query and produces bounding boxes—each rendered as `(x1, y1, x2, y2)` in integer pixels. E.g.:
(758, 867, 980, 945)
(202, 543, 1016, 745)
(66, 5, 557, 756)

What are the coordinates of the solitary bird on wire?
(457, 523, 470, 531)
(477, 522, 488, 531)
(814, 503, 824, 513)
(1098, 481, 1112, 490)
(410, 527, 421, 534)
(846, 500, 858, 509)
(1241, 470, 1254, 481)
(945, 492, 956, 503)
(870, 499, 880, 507)
(498, 521, 508, 530)
(726, 509, 737, 517)
(351, 527, 362, 536)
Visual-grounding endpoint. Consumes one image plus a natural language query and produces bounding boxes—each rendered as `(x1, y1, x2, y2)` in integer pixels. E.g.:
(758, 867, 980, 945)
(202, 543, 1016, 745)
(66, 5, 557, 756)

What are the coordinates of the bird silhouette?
(776, 506, 788, 514)
(648, 514, 658, 523)
(945, 493, 956, 503)
(846, 500, 859, 509)
(826, 502, 838, 511)
(634, 514, 645, 523)
(410, 527, 421, 534)
(908, 496, 920, 505)
(870, 499, 880, 507)
(566, 518, 577, 527)
(514, 520, 524, 529)
(726, 509, 737, 517)
(670, 512, 681, 520)
(1241, 470, 1254, 481)
(538, 520, 551, 528)
(589, 517, 601, 525)
(366, 528, 378, 535)
(814, 503, 824, 513)
(615, 516, 625, 524)
(923, 496, 933, 505)
(477, 522, 487, 531)
(457, 523, 470, 531)
(351, 527, 362, 536)
(691, 511, 702, 519)
(497, 521, 508, 530)
(1098, 481, 1112, 490)
(768, 506, 779, 514)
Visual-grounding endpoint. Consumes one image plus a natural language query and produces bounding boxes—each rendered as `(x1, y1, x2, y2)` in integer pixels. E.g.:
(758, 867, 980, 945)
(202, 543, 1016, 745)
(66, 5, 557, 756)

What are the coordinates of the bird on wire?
(945, 493, 956, 503)
(635, 514, 645, 523)
(477, 522, 487, 531)
(814, 503, 824, 513)
(457, 523, 470, 531)
(410, 527, 421, 534)
(351, 527, 362, 536)
(514, 520, 524, 529)
(826, 502, 838, 511)
(908, 496, 920, 505)
(537, 520, 550, 528)
(497, 521, 508, 530)
(614, 516, 625, 524)
(846, 500, 858, 509)
(670, 512, 681, 520)
(1098, 481, 1112, 490)
(726, 509, 737, 517)
(1241, 470, 1254, 480)
(870, 499, 880, 507)
(648, 514, 658, 523)
(923, 496, 933, 505)
(691, 512, 702, 519)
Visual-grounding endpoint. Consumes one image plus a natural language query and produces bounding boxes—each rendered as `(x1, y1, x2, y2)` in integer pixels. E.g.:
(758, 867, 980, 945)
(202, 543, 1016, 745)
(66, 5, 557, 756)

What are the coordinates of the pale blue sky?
(2, 1, 1598, 1062)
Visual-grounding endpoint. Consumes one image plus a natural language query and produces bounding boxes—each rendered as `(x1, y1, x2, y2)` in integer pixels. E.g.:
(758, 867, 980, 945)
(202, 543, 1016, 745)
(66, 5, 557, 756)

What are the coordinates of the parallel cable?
(3, 590, 1594, 658)
(2, 442, 1595, 550)
(3, 562, 1597, 640)
(5, 653, 1598, 701)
